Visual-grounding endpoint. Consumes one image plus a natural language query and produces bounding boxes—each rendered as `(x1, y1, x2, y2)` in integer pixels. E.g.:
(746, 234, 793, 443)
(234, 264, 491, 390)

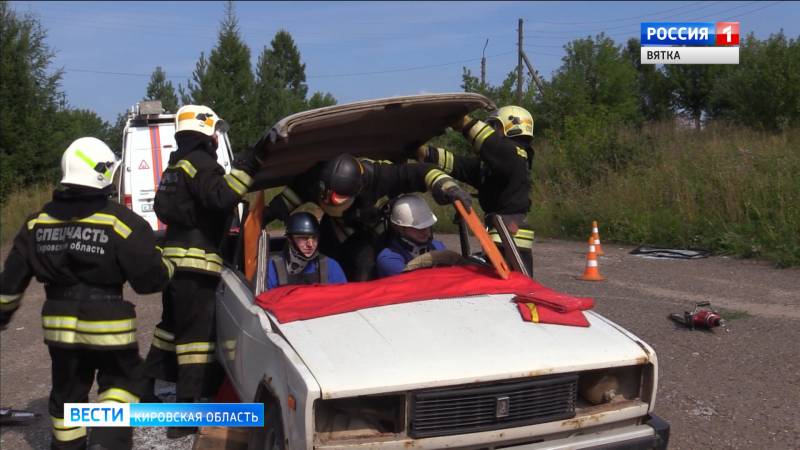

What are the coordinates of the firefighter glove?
(417, 145, 437, 163)
(432, 179, 472, 212)
(451, 114, 473, 132)
(233, 146, 266, 177)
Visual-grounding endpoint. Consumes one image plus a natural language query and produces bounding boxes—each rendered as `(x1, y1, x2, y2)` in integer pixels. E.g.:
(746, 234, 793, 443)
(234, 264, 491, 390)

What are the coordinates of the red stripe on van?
(149, 126, 165, 230)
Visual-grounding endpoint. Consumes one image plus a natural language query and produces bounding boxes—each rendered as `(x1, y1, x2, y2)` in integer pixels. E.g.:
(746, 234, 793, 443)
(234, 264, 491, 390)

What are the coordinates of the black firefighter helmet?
(318, 154, 364, 203)
(285, 212, 320, 236)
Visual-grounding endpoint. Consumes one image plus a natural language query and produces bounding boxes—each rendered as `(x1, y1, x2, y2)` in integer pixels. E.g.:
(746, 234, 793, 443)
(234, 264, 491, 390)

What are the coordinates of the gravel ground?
(1, 236, 799, 449)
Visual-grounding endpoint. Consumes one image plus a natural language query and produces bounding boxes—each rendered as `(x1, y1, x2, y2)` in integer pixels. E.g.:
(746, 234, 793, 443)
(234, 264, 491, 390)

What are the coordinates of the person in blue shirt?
(267, 212, 347, 289)
(377, 194, 446, 278)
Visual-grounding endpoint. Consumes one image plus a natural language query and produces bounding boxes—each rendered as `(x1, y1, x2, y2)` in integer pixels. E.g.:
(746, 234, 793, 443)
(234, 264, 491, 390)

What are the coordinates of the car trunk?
(249, 93, 495, 190)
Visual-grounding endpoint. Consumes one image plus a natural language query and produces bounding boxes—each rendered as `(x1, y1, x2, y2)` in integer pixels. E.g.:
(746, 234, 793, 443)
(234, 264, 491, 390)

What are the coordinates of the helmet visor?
(75, 148, 117, 180)
(215, 119, 230, 134)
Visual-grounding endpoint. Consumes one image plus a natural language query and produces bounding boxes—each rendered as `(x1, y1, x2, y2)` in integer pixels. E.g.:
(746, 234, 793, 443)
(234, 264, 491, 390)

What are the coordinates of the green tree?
(461, 67, 527, 110)
(537, 34, 644, 184)
(107, 112, 128, 156)
(623, 38, 673, 121)
(307, 91, 337, 109)
(664, 64, 727, 129)
(144, 66, 178, 113)
(540, 33, 641, 131)
(710, 32, 800, 131)
(181, 52, 208, 105)
(0, 1, 63, 198)
(52, 109, 113, 149)
(254, 30, 309, 129)
(182, 1, 255, 152)
(455, 67, 540, 153)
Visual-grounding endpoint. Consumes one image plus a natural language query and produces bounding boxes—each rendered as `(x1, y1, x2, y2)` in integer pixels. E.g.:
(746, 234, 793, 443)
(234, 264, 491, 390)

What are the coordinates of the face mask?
(284, 242, 318, 275)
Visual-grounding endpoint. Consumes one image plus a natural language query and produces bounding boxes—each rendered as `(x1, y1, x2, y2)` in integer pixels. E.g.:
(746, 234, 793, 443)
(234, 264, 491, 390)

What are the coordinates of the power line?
(58, 1, 787, 83)
(523, 48, 564, 58)
(726, 1, 783, 20)
(684, 1, 768, 20)
(524, 1, 710, 26)
(66, 68, 190, 79)
(63, 51, 520, 81)
(524, 0, 770, 45)
(307, 51, 516, 78)
(525, 1, 746, 37)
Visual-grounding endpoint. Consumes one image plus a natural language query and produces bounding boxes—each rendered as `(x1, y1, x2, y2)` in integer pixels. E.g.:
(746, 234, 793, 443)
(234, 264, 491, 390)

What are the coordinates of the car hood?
(273, 295, 651, 399)
(249, 93, 495, 190)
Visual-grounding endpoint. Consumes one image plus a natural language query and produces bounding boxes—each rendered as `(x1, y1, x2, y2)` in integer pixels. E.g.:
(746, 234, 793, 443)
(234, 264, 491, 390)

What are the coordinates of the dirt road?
(1, 237, 798, 449)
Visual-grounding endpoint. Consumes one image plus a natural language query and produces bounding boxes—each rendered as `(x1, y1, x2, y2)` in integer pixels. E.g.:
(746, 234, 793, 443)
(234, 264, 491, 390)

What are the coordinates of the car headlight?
(314, 394, 405, 442)
(578, 365, 644, 405)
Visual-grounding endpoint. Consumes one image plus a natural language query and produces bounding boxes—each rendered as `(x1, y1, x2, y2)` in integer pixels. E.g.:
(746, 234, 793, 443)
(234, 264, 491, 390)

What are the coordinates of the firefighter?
(142, 105, 264, 438)
(0, 137, 174, 450)
(262, 153, 471, 281)
(376, 194, 446, 278)
(267, 212, 347, 289)
(418, 105, 535, 273)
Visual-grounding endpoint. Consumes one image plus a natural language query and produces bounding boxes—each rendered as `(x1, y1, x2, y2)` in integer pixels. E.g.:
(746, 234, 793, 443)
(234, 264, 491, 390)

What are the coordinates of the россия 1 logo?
(640, 22, 740, 64)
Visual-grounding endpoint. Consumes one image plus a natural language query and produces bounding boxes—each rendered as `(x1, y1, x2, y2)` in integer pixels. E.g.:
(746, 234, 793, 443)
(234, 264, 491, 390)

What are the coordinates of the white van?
(116, 101, 235, 232)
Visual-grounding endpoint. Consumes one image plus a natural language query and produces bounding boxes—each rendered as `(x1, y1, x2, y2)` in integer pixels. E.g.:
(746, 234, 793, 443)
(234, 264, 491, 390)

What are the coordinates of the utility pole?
(517, 18, 523, 104)
(481, 39, 489, 88)
(521, 52, 544, 93)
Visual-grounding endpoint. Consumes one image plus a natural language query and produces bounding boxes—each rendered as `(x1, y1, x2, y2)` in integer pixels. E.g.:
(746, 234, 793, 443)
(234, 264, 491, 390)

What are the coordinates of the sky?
(11, 1, 800, 123)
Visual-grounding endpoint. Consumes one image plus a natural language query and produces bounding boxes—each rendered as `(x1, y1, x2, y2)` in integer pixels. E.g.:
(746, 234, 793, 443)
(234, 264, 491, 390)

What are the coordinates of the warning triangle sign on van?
(139, 160, 150, 170)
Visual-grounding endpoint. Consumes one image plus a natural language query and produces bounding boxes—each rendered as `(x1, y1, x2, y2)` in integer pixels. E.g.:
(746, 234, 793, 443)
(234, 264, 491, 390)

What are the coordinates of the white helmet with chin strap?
(390, 194, 437, 229)
(60, 137, 119, 189)
(488, 105, 534, 139)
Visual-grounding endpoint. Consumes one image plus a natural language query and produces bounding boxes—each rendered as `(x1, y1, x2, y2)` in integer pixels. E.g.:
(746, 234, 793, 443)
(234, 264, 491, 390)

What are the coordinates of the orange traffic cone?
(590, 220, 605, 256)
(578, 243, 606, 281)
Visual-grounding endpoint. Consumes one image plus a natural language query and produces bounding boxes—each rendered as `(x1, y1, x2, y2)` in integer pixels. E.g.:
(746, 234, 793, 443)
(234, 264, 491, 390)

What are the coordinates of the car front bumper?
(314, 413, 670, 450)
(507, 414, 670, 450)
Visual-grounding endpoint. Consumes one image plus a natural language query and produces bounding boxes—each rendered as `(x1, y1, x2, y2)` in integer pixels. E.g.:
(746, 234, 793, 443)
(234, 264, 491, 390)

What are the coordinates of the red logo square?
(716, 22, 740, 46)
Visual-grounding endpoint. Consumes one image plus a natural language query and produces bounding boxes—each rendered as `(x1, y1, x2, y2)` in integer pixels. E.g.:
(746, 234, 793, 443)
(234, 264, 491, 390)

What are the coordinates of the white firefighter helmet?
(175, 104, 227, 137)
(390, 194, 437, 229)
(60, 137, 119, 189)
(488, 105, 534, 139)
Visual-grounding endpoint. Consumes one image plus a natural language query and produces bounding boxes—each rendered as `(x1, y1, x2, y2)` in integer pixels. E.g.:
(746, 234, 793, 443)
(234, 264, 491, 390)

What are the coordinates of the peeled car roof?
(249, 93, 495, 190)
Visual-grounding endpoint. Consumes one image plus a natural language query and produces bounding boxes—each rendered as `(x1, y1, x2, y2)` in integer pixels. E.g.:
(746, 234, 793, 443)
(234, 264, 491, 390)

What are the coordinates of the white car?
(215, 93, 670, 450)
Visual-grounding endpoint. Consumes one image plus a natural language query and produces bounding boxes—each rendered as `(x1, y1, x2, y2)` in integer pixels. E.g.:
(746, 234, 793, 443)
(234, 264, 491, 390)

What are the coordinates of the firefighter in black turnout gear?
(0, 137, 174, 450)
(263, 154, 471, 281)
(419, 105, 536, 274)
(142, 105, 263, 438)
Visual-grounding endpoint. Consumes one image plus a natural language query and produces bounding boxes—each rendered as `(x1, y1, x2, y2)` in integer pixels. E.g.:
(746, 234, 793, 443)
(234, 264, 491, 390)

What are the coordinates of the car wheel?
(248, 391, 285, 450)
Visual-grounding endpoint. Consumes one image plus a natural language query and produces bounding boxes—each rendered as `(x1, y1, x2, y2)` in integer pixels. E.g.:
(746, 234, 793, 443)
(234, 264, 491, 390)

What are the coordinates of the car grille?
(409, 374, 578, 438)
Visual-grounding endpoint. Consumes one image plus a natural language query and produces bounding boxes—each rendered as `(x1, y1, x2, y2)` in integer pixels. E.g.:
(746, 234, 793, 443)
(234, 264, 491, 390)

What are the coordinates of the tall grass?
(530, 123, 800, 267)
(1, 184, 54, 245)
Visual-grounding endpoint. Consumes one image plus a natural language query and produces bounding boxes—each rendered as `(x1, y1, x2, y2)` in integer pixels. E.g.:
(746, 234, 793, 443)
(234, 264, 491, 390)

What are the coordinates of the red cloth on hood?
(514, 300, 591, 327)
(256, 265, 593, 326)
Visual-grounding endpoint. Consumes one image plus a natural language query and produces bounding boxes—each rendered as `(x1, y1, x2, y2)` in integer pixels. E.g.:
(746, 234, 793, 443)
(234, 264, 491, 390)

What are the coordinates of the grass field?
(0, 184, 54, 244)
(529, 123, 800, 267)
